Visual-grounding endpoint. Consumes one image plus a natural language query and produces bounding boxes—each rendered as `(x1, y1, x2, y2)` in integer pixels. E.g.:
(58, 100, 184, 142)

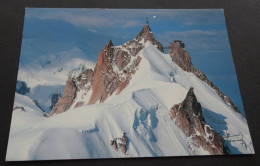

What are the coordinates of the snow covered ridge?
(6, 21, 254, 161)
(49, 22, 164, 116)
(168, 41, 241, 115)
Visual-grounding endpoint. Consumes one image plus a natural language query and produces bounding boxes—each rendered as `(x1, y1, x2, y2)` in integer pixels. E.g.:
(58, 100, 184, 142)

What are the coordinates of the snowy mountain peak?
(50, 22, 242, 117)
(49, 21, 169, 115)
(170, 87, 225, 155)
(103, 40, 114, 54)
(49, 37, 145, 115)
(135, 21, 164, 52)
(136, 23, 152, 39)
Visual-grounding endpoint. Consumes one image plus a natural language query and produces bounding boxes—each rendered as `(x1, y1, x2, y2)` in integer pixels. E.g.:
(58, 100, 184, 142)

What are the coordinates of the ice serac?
(170, 87, 226, 155)
(168, 40, 241, 114)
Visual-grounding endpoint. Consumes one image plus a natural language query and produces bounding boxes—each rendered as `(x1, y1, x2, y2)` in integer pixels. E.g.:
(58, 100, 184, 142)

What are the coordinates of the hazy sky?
(21, 8, 246, 115)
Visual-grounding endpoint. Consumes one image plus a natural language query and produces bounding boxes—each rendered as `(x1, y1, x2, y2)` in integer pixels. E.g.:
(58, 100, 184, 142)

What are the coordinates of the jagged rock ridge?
(88, 40, 142, 104)
(49, 69, 94, 116)
(88, 21, 163, 104)
(50, 20, 240, 119)
(170, 87, 226, 155)
(49, 21, 163, 116)
(168, 40, 241, 114)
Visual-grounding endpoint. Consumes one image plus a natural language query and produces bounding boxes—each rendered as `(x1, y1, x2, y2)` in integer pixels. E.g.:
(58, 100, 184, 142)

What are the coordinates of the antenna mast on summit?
(146, 17, 149, 25)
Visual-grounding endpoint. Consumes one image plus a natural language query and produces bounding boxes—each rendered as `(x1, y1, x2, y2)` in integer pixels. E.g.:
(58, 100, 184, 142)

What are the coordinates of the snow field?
(6, 42, 254, 161)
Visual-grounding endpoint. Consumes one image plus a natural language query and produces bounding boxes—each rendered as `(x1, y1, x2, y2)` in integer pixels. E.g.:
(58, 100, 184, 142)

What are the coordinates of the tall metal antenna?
(146, 17, 149, 25)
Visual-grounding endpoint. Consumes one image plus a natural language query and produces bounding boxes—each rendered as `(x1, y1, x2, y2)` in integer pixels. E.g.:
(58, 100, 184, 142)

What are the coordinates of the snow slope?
(18, 47, 95, 88)
(17, 47, 96, 112)
(6, 42, 254, 161)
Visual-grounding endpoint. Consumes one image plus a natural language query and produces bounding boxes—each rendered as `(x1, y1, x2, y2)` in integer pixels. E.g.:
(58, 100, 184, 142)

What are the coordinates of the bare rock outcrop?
(110, 133, 128, 154)
(136, 19, 164, 53)
(110, 140, 118, 151)
(170, 87, 225, 155)
(88, 39, 143, 104)
(88, 40, 118, 104)
(76, 69, 94, 90)
(33, 99, 46, 113)
(49, 78, 77, 116)
(13, 106, 26, 112)
(168, 40, 241, 114)
(49, 69, 94, 116)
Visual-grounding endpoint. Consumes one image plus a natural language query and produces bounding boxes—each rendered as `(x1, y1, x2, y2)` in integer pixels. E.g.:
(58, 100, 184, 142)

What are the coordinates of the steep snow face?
(6, 42, 254, 161)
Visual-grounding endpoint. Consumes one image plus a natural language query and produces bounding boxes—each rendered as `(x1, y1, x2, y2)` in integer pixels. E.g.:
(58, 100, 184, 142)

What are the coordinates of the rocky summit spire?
(49, 19, 165, 116)
(170, 87, 226, 155)
(136, 18, 164, 52)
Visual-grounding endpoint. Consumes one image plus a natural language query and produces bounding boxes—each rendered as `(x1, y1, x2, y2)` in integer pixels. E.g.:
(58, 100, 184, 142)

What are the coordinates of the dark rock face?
(13, 106, 26, 112)
(168, 40, 241, 114)
(16, 80, 30, 95)
(49, 93, 61, 110)
(49, 69, 94, 116)
(110, 133, 128, 154)
(119, 134, 128, 154)
(136, 23, 164, 53)
(88, 22, 163, 104)
(88, 40, 119, 104)
(168, 41, 192, 72)
(49, 78, 77, 116)
(33, 99, 46, 113)
(110, 140, 118, 151)
(88, 40, 143, 104)
(170, 87, 225, 155)
(76, 69, 94, 90)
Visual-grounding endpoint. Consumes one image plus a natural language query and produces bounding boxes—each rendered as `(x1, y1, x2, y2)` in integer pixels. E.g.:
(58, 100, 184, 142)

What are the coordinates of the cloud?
(88, 28, 97, 33)
(163, 30, 222, 37)
(25, 8, 144, 29)
(120, 20, 142, 28)
(26, 9, 112, 27)
(157, 29, 230, 53)
(25, 8, 225, 29)
(24, 8, 230, 58)
(116, 9, 225, 26)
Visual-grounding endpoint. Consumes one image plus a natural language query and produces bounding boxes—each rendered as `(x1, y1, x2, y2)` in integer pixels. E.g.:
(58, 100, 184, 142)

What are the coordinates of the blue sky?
(21, 8, 245, 115)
